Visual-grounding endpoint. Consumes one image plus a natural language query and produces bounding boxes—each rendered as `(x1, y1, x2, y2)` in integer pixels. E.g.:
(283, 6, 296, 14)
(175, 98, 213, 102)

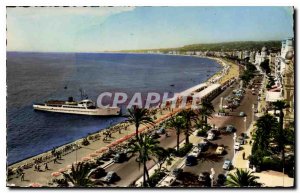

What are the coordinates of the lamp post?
(210, 168, 215, 187)
(233, 132, 237, 154)
(244, 116, 247, 133)
(73, 143, 79, 164)
(252, 104, 255, 122)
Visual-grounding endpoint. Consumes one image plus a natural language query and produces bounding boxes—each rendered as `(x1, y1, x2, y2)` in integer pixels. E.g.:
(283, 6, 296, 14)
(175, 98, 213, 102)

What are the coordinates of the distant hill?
(119, 40, 281, 53)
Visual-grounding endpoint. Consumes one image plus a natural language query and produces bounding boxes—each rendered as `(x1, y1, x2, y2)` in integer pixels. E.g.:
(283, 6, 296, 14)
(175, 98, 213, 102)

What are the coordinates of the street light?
(233, 132, 237, 154)
(210, 168, 215, 187)
(252, 104, 255, 122)
(244, 116, 247, 133)
(73, 142, 79, 164)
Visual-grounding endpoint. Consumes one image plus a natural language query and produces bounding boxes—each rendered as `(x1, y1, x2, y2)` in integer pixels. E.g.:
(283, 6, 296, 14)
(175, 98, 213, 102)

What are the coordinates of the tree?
(272, 100, 290, 172)
(166, 115, 185, 151)
(197, 100, 214, 128)
(179, 109, 197, 144)
(254, 114, 278, 152)
(62, 162, 93, 187)
(153, 147, 174, 172)
(128, 133, 160, 187)
(125, 107, 154, 139)
(225, 169, 262, 187)
(260, 59, 271, 74)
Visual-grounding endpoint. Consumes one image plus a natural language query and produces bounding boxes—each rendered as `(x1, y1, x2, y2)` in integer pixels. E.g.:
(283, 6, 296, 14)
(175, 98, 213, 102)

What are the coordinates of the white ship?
(33, 97, 120, 116)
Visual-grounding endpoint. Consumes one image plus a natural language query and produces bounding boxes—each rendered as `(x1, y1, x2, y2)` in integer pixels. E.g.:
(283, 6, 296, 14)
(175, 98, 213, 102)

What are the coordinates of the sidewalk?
(231, 119, 294, 187)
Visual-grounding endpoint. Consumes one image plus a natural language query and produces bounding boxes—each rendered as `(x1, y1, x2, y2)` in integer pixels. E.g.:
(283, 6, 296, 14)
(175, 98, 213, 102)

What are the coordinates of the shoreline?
(7, 55, 237, 170)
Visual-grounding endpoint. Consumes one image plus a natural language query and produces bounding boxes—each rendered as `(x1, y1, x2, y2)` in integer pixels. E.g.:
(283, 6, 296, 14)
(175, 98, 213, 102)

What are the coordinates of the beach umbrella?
(51, 172, 61, 177)
(66, 165, 73, 169)
(89, 153, 98, 158)
(29, 182, 42, 187)
(81, 157, 91, 162)
(58, 168, 67, 173)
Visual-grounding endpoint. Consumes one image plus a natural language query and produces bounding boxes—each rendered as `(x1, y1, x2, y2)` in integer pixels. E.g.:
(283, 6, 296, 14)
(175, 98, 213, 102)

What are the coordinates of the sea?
(7, 52, 221, 164)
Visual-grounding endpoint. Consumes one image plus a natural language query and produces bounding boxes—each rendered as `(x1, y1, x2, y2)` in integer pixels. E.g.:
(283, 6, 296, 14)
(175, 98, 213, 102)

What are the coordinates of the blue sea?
(7, 52, 221, 164)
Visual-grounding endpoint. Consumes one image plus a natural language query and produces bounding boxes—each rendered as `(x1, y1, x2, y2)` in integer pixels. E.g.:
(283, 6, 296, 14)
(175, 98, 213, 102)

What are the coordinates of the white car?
(189, 147, 201, 158)
(157, 176, 176, 187)
(234, 142, 240, 150)
(207, 132, 215, 140)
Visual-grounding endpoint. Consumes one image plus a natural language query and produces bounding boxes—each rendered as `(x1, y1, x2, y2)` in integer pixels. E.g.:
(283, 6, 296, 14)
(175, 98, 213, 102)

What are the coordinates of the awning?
(266, 91, 283, 102)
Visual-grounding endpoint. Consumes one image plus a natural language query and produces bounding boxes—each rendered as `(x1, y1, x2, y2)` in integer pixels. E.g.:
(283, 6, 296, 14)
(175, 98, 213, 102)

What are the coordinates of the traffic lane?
(183, 83, 259, 178)
(104, 129, 186, 187)
(183, 132, 235, 177)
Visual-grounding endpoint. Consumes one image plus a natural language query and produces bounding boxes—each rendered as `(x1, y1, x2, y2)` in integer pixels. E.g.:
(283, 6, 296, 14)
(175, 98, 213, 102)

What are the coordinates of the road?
(103, 76, 262, 187)
(181, 75, 262, 186)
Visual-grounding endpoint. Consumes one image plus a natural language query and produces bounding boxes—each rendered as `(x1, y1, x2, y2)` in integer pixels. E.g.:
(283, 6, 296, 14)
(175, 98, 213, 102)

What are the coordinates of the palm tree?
(254, 114, 278, 151)
(179, 109, 197, 144)
(272, 100, 290, 172)
(153, 147, 174, 172)
(62, 162, 93, 187)
(128, 133, 159, 187)
(125, 107, 154, 139)
(166, 115, 184, 151)
(226, 169, 262, 187)
(197, 100, 215, 128)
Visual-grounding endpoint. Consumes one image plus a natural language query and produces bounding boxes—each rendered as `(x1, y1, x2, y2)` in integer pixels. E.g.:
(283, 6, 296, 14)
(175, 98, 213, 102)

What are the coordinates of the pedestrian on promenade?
(20, 173, 25, 181)
(53, 158, 57, 164)
(44, 163, 49, 170)
(242, 152, 245, 160)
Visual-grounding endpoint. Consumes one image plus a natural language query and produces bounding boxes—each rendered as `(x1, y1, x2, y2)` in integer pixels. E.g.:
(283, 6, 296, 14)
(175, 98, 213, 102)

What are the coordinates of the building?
(255, 46, 269, 72)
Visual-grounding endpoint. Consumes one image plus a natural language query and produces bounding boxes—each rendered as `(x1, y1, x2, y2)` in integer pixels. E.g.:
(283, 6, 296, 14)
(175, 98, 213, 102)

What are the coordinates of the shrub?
(197, 129, 207, 137)
(176, 143, 193, 157)
(148, 171, 166, 187)
(81, 138, 90, 146)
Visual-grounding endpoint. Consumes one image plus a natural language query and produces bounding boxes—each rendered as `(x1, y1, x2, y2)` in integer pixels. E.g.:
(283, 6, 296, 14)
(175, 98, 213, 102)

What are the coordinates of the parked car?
(88, 166, 106, 179)
(157, 176, 176, 187)
(222, 160, 232, 170)
(215, 146, 225, 155)
(234, 142, 240, 150)
(185, 155, 197, 166)
(239, 112, 246, 117)
(198, 142, 209, 152)
(198, 172, 210, 182)
(226, 125, 235, 133)
(103, 171, 118, 183)
(236, 136, 245, 145)
(113, 152, 127, 163)
(207, 132, 215, 140)
(156, 127, 166, 134)
(172, 168, 183, 178)
(189, 147, 201, 158)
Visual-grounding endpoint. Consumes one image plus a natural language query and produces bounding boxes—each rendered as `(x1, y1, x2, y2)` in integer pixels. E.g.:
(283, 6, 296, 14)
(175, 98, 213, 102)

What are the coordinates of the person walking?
(20, 173, 25, 181)
(53, 157, 57, 164)
(242, 152, 246, 160)
(44, 163, 48, 170)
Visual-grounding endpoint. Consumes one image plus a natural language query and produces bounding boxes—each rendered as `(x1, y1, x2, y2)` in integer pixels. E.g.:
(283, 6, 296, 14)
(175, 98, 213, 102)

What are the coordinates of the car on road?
(239, 112, 246, 117)
(236, 136, 245, 145)
(113, 152, 127, 163)
(226, 125, 235, 133)
(207, 132, 215, 140)
(222, 160, 232, 170)
(157, 176, 176, 187)
(234, 142, 240, 150)
(103, 171, 118, 183)
(198, 172, 210, 182)
(185, 155, 197, 166)
(156, 127, 166, 134)
(172, 168, 183, 178)
(215, 146, 225, 155)
(198, 142, 209, 152)
(189, 147, 201, 158)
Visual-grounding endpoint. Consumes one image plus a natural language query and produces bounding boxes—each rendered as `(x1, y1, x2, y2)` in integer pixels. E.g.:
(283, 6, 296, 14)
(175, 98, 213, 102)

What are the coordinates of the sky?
(7, 6, 294, 52)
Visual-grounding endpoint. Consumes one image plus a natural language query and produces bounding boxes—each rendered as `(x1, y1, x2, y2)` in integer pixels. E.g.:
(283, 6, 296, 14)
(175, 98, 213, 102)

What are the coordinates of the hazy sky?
(7, 7, 294, 52)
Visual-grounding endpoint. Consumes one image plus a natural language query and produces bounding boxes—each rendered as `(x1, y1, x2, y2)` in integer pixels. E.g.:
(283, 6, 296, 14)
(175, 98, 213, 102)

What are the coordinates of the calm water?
(7, 52, 221, 164)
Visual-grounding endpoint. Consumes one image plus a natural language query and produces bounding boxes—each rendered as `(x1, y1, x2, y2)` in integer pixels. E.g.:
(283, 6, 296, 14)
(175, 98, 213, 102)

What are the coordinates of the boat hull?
(33, 104, 120, 116)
